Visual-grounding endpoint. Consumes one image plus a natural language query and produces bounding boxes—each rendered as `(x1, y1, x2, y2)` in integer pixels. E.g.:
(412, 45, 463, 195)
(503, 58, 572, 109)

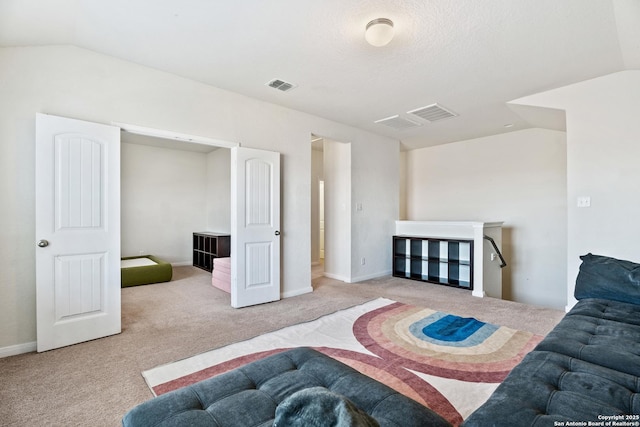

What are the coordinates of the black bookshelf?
(192, 232, 230, 272)
(393, 235, 473, 289)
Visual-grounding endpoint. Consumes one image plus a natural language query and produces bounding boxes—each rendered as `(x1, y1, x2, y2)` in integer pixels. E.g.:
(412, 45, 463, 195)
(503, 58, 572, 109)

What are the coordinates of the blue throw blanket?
(274, 387, 380, 427)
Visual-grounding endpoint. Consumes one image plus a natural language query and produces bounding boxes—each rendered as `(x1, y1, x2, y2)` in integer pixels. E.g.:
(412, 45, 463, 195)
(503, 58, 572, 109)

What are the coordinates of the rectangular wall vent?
(407, 103, 457, 122)
(374, 115, 422, 130)
(266, 79, 297, 92)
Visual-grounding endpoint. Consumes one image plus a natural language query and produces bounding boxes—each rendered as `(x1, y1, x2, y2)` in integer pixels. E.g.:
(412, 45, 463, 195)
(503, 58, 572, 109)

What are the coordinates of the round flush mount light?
(365, 18, 394, 47)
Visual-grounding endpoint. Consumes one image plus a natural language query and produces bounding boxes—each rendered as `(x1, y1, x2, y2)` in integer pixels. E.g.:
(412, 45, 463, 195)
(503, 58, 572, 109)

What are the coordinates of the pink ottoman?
(212, 257, 231, 293)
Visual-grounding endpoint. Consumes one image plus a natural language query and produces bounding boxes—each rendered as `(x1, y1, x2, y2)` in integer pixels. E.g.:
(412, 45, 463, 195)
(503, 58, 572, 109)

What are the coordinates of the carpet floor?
(0, 266, 564, 426)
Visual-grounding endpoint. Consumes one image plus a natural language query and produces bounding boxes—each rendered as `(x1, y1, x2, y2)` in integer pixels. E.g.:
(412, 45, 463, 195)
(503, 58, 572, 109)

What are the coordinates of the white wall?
(206, 148, 231, 233)
(351, 134, 400, 281)
(399, 151, 408, 220)
(121, 143, 208, 263)
(0, 45, 399, 351)
(323, 139, 351, 281)
(404, 128, 568, 309)
(512, 70, 640, 309)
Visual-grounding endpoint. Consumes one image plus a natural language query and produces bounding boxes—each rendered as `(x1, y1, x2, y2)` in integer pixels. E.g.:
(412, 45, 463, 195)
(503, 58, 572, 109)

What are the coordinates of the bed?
(121, 255, 173, 287)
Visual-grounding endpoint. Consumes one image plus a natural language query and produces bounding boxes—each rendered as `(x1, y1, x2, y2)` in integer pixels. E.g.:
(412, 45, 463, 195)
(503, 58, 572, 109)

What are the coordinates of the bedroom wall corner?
(206, 148, 231, 233)
(121, 142, 208, 264)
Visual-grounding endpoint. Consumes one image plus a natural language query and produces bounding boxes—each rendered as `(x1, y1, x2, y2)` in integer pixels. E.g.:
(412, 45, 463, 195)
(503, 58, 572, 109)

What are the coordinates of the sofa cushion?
(535, 298, 640, 377)
(463, 298, 640, 426)
(575, 253, 640, 305)
(123, 347, 450, 427)
(462, 350, 640, 426)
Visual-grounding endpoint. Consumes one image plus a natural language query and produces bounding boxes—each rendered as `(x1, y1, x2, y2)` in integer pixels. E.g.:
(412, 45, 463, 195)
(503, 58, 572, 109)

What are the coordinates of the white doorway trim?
(319, 180, 325, 260)
(114, 122, 240, 149)
(119, 123, 283, 308)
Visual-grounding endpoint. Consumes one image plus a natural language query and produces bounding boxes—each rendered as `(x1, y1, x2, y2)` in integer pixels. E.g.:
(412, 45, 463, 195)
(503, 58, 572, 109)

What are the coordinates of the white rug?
(142, 298, 542, 426)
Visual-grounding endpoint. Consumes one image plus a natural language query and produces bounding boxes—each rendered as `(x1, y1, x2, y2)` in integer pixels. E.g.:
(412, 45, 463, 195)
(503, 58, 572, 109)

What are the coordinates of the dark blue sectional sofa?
(463, 253, 640, 426)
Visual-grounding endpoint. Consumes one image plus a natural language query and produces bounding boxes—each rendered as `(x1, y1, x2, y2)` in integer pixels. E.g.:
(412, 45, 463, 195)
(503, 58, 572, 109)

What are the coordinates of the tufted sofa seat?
(464, 254, 640, 426)
(123, 347, 450, 427)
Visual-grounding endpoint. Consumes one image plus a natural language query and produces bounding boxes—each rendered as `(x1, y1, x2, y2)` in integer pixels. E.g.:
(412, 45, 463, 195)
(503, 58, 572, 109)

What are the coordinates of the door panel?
(56, 136, 104, 229)
(54, 253, 105, 320)
(231, 147, 280, 308)
(36, 113, 121, 352)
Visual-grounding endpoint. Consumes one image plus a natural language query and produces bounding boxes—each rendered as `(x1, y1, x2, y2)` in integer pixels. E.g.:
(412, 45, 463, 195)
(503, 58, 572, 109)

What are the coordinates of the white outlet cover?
(577, 196, 591, 207)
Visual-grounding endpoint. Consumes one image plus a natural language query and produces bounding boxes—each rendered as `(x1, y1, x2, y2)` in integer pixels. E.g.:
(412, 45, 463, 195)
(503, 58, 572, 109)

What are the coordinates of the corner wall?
(323, 139, 351, 281)
(512, 70, 640, 309)
(404, 128, 567, 309)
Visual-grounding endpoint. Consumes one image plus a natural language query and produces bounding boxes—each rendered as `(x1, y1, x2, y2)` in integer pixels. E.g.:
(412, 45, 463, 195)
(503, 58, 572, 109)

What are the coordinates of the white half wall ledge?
(395, 220, 504, 299)
(0, 341, 37, 358)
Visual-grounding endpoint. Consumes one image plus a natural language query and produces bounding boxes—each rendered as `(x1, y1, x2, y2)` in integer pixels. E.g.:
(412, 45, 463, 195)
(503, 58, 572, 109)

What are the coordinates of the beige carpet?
(0, 266, 564, 426)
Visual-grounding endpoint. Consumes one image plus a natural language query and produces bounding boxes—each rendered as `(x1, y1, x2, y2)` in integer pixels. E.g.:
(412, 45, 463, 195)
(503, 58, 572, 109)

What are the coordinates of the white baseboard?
(0, 341, 37, 358)
(350, 270, 392, 283)
(171, 261, 193, 267)
(281, 286, 313, 299)
(323, 270, 392, 284)
(323, 272, 351, 283)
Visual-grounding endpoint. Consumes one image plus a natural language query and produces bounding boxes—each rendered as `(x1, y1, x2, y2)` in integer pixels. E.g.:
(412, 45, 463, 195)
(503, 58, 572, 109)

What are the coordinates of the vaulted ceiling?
(1, 0, 638, 149)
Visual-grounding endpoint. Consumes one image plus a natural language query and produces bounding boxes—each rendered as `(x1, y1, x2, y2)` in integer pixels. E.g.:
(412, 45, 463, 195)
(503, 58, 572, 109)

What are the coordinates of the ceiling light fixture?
(365, 18, 394, 47)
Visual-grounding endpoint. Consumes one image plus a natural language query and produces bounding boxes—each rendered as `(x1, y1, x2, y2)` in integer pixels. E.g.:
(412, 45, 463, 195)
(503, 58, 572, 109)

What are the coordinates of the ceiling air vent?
(407, 103, 457, 122)
(374, 115, 422, 130)
(266, 78, 297, 92)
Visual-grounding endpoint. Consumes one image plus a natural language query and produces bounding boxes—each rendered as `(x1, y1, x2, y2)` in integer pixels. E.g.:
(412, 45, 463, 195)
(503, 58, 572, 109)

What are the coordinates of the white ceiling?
(2, 0, 639, 150)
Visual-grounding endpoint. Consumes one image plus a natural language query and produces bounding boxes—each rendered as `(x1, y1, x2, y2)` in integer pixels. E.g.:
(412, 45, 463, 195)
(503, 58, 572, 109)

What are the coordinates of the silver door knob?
(37, 239, 49, 248)
(274, 230, 281, 236)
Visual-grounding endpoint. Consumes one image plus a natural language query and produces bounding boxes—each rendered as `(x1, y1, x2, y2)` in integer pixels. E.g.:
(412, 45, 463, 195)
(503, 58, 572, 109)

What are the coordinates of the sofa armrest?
(574, 253, 640, 305)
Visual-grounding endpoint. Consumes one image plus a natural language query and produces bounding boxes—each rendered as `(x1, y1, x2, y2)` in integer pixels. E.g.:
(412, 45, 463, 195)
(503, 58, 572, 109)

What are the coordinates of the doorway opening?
(36, 115, 281, 352)
(119, 124, 282, 308)
(120, 130, 230, 269)
(310, 134, 351, 284)
(311, 135, 324, 282)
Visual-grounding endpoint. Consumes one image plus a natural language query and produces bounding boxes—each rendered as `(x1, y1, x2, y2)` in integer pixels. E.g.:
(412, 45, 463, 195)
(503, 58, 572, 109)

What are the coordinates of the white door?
(35, 113, 121, 352)
(230, 147, 281, 308)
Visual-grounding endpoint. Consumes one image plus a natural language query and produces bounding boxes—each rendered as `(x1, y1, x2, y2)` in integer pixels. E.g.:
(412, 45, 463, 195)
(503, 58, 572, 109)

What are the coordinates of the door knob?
(274, 230, 281, 236)
(37, 239, 49, 248)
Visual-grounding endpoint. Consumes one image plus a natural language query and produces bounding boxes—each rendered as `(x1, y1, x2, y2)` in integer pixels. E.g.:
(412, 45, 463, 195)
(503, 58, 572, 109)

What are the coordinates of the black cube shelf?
(393, 235, 473, 290)
(192, 232, 231, 272)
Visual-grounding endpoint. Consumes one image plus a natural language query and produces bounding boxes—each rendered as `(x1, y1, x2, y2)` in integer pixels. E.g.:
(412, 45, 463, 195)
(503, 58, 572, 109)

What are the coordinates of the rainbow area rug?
(142, 298, 542, 426)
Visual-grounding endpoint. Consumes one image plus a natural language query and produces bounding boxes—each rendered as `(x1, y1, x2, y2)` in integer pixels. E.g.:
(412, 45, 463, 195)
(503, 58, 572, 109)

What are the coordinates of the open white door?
(230, 147, 281, 308)
(35, 113, 121, 352)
